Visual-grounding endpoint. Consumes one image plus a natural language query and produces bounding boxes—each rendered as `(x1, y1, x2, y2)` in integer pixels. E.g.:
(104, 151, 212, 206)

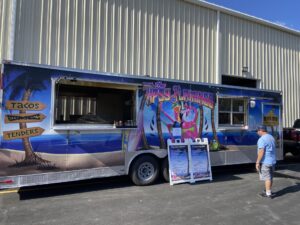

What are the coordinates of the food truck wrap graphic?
(0, 62, 283, 188)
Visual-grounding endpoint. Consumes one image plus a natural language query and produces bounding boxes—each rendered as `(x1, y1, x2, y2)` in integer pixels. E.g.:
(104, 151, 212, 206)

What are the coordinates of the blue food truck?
(0, 61, 283, 188)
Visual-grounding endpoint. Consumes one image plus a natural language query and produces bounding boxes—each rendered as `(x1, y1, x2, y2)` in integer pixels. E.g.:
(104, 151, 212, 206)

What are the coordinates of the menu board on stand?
(167, 138, 212, 185)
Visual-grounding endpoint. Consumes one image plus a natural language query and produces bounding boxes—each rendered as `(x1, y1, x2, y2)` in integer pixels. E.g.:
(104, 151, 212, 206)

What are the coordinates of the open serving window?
(54, 78, 137, 128)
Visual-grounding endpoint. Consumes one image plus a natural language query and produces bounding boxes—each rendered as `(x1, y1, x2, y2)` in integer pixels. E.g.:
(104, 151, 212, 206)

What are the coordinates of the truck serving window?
(54, 79, 137, 126)
(218, 97, 247, 127)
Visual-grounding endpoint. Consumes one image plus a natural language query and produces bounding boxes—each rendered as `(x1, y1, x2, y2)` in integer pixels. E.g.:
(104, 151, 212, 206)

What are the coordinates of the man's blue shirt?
(257, 133, 276, 165)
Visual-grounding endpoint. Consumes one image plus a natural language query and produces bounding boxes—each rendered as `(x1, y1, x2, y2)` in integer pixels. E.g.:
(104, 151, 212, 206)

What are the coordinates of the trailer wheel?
(161, 157, 169, 182)
(291, 150, 300, 156)
(130, 155, 159, 186)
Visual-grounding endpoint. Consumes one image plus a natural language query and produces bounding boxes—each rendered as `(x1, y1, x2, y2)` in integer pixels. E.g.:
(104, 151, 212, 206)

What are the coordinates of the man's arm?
(256, 148, 265, 171)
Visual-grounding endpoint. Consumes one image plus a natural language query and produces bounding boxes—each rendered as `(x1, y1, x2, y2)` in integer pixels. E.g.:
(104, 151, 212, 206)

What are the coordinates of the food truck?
(0, 61, 283, 188)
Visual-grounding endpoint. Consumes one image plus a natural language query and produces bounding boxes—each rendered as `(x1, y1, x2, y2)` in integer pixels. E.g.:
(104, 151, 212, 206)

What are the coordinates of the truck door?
(262, 103, 283, 160)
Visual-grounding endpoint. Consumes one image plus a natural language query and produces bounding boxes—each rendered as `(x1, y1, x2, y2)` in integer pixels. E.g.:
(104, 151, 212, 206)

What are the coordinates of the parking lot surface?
(1, 160, 299, 225)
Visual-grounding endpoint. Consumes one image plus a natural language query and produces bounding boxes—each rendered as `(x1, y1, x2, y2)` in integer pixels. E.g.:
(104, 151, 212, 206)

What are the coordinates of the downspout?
(215, 10, 220, 84)
(7, 0, 17, 61)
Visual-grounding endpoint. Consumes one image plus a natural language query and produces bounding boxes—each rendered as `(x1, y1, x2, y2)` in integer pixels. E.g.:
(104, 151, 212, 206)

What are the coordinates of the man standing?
(256, 125, 276, 198)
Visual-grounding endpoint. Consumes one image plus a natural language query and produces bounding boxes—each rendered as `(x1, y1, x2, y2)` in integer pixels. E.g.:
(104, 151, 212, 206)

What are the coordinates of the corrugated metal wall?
(220, 14, 300, 126)
(1, 0, 300, 126)
(0, 0, 14, 61)
(12, 0, 217, 83)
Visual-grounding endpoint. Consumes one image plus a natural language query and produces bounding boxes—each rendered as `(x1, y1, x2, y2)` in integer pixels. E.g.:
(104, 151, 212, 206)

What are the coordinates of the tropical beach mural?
(127, 81, 219, 150)
(0, 63, 282, 178)
(262, 103, 281, 146)
(3, 69, 53, 168)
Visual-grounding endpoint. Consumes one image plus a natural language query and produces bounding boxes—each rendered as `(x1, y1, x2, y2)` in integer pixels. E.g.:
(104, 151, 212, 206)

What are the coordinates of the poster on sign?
(167, 139, 190, 185)
(190, 138, 212, 182)
(167, 138, 212, 185)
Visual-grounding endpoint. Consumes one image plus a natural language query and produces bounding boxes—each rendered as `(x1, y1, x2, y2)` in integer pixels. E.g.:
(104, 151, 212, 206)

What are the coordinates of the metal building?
(1, 0, 300, 127)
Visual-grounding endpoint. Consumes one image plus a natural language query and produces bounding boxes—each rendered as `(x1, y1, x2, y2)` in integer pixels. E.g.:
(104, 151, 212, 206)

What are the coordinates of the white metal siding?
(0, 0, 14, 61)
(13, 0, 217, 83)
(2, 0, 300, 126)
(220, 14, 300, 127)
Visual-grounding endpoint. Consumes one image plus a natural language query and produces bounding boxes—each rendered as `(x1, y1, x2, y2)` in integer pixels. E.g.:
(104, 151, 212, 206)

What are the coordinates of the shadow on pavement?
(274, 172, 300, 181)
(192, 164, 255, 184)
(274, 182, 300, 198)
(18, 164, 256, 200)
(18, 175, 132, 200)
(17, 162, 299, 200)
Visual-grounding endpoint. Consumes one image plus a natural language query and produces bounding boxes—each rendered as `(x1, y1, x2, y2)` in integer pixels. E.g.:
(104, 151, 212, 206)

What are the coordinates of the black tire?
(130, 155, 159, 186)
(291, 150, 300, 156)
(161, 157, 169, 182)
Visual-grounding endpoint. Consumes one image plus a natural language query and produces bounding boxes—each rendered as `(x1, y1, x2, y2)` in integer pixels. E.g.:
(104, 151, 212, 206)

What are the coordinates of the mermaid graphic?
(161, 100, 199, 141)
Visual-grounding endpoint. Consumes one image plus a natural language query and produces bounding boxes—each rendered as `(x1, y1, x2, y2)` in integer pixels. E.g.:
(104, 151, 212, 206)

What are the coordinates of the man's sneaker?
(258, 192, 274, 199)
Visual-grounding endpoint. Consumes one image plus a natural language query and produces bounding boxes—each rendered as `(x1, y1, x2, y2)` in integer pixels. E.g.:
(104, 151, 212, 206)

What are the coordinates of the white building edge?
(0, 0, 299, 127)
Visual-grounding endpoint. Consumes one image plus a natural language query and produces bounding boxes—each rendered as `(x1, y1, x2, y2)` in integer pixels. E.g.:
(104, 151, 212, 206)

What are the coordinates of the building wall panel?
(220, 13, 300, 126)
(13, 0, 217, 84)
(0, 0, 14, 61)
(2, 0, 300, 126)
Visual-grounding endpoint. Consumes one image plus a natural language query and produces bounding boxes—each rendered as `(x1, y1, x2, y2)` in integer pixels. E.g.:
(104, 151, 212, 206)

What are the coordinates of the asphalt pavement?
(0, 156, 299, 225)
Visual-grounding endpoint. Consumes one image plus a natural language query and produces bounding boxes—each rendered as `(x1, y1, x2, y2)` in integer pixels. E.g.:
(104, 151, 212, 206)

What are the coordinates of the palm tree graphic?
(140, 94, 150, 149)
(198, 105, 204, 138)
(156, 101, 166, 149)
(5, 69, 52, 167)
